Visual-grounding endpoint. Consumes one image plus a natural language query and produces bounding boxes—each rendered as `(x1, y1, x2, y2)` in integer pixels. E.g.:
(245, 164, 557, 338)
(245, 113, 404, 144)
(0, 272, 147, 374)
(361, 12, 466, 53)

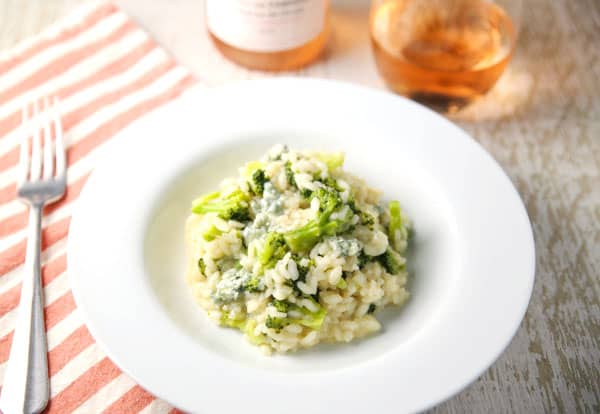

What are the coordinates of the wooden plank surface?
(1, 0, 598, 412)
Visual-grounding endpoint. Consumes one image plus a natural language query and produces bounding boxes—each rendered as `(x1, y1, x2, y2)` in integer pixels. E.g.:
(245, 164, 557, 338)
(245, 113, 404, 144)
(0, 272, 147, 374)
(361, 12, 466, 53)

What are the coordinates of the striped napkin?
(0, 2, 196, 413)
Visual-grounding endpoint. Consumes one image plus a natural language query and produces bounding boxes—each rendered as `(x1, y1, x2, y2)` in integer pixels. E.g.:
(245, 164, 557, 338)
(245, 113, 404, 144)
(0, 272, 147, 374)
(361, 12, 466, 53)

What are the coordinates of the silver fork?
(0, 97, 65, 414)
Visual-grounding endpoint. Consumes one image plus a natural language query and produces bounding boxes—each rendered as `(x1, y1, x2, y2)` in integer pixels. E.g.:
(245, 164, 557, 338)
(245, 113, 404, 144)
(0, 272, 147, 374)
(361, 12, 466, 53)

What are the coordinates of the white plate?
(68, 78, 535, 414)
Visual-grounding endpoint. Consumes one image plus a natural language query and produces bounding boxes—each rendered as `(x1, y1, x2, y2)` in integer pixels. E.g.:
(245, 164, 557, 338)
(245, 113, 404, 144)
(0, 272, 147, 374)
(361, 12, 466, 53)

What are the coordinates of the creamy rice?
(185, 145, 410, 354)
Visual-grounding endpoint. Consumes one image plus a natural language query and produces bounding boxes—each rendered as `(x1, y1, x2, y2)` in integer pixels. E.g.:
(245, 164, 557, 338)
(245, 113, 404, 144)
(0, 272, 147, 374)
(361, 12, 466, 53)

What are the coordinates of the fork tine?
(42, 97, 54, 180)
(52, 97, 66, 178)
(29, 98, 42, 181)
(18, 103, 31, 185)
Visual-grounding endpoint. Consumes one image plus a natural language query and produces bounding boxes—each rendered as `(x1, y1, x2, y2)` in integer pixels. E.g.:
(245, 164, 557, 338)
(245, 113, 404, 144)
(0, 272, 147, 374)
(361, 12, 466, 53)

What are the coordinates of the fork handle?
(0, 205, 49, 414)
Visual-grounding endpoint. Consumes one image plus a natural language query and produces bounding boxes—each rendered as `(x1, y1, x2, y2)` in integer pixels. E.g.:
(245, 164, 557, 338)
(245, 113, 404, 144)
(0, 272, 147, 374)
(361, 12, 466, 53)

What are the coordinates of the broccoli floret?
(272, 299, 290, 313)
(192, 189, 250, 222)
(348, 199, 375, 228)
(284, 206, 354, 253)
(265, 297, 327, 332)
(300, 188, 313, 199)
(265, 316, 288, 331)
(367, 304, 377, 314)
(298, 310, 326, 330)
(317, 177, 343, 192)
(294, 297, 326, 330)
(250, 169, 267, 196)
(283, 220, 323, 253)
(229, 208, 251, 223)
(357, 252, 373, 269)
(359, 211, 375, 227)
(285, 161, 297, 188)
(296, 257, 312, 280)
(284, 185, 355, 252)
(198, 258, 206, 274)
(347, 198, 357, 211)
(376, 248, 405, 275)
(314, 186, 343, 213)
(259, 233, 289, 268)
(202, 224, 223, 241)
(315, 152, 345, 171)
(244, 276, 263, 293)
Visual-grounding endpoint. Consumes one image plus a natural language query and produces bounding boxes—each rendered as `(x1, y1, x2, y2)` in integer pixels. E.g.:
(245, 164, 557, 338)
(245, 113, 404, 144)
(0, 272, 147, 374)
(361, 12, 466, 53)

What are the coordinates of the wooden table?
(1, 0, 598, 412)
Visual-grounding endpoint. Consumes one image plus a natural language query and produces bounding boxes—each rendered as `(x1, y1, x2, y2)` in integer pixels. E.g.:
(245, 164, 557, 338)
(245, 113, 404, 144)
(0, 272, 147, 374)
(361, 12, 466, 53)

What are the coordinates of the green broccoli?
(272, 299, 290, 313)
(293, 299, 326, 330)
(296, 257, 312, 280)
(283, 184, 355, 252)
(314, 176, 342, 191)
(289, 256, 313, 295)
(244, 319, 266, 345)
(259, 233, 289, 268)
(265, 297, 326, 332)
(243, 160, 263, 177)
(198, 258, 206, 274)
(265, 316, 288, 331)
(284, 161, 297, 188)
(367, 303, 377, 314)
(315, 152, 345, 171)
(348, 199, 375, 228)
(202, 224, 223, 241)
(219, 311, 246, 329)
(223, 312, 269, 346)
(250, 169, 267, 196)
(359, 211, 375, 227)
(358, 252, 374, 269)
(314, 186, 342, 213)
(192, 189, 250, 222)
(376, 248, 405, 275)
(354, 206, 375, 228)
(388, 200, 408, 251)
(283, 220, 324, 253)
(284, 206, 354, 253)
(192, 190, 220, 206)
(300, 188, 313, 199)
(244, 276, 263, 293)
(229, 209, 251, 223)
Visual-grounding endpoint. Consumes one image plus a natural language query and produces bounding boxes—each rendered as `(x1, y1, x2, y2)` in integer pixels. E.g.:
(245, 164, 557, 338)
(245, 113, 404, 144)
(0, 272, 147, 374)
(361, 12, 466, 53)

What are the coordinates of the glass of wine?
(370, 0, 522, 111)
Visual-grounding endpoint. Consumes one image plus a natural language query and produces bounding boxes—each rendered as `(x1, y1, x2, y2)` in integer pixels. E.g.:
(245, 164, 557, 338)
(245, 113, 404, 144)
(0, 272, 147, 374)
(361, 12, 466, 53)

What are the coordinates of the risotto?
(185, 145, 411, 354)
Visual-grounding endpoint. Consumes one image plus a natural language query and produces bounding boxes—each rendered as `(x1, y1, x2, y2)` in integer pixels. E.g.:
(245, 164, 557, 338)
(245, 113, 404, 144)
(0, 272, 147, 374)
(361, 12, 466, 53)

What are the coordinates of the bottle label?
(206, 0, 326, 52)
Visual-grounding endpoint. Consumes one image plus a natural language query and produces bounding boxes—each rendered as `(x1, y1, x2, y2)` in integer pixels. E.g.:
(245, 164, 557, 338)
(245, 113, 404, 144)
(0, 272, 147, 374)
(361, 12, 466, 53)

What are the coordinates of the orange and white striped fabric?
(0, 2, 196, 413)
